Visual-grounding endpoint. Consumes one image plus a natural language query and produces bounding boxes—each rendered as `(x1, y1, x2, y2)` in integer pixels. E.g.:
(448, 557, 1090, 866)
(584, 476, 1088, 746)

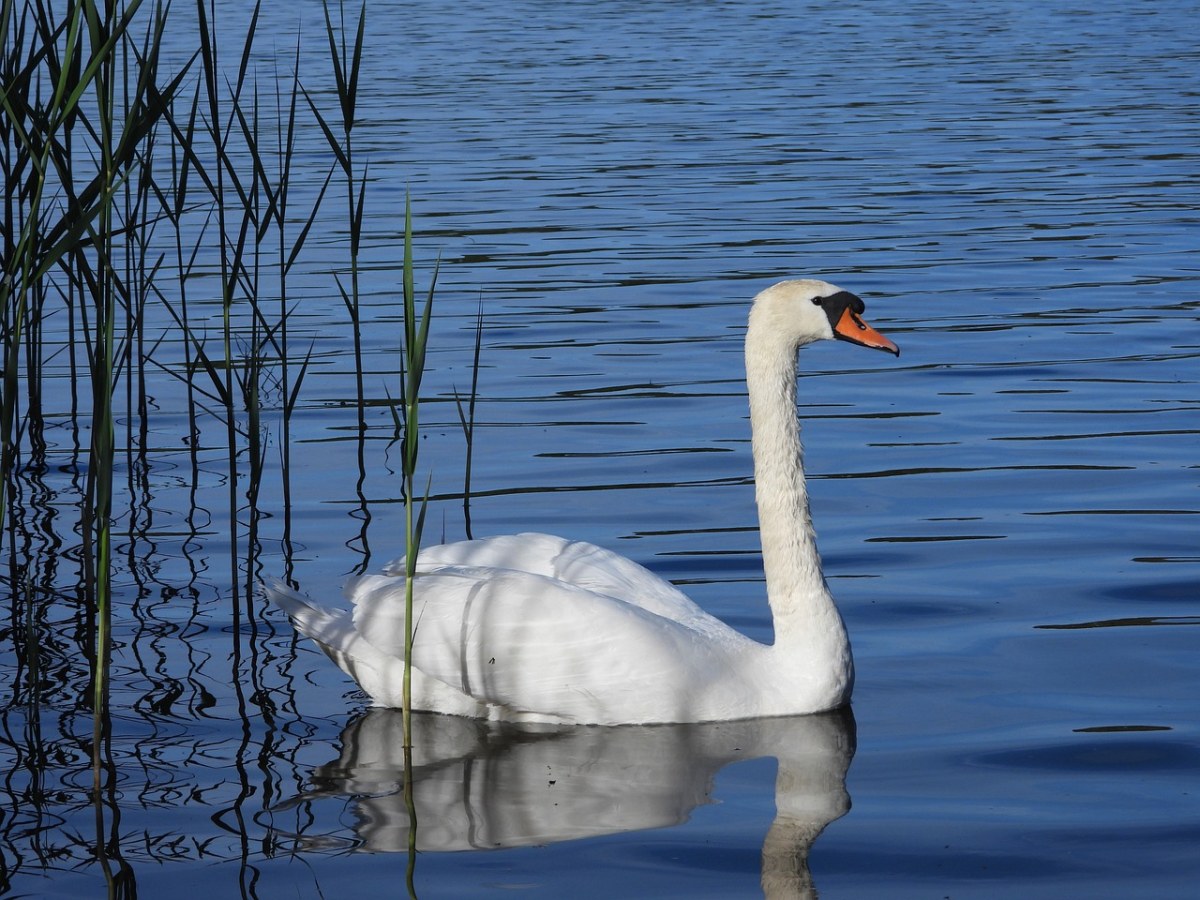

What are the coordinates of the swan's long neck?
(745, 314, 850, 671)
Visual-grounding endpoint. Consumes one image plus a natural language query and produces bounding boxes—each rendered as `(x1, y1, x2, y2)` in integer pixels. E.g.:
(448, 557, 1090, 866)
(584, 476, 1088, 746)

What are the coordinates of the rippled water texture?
(2, 0, 1197, 897)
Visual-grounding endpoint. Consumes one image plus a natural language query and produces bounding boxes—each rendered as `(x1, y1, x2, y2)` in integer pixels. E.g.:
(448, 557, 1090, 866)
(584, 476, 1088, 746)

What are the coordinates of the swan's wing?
(383, 533, 718, 635)
(347, 568, 746, 724)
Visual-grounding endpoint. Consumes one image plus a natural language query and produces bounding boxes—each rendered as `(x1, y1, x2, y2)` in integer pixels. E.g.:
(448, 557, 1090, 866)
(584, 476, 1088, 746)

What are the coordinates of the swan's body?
(267, 280, 898, 725)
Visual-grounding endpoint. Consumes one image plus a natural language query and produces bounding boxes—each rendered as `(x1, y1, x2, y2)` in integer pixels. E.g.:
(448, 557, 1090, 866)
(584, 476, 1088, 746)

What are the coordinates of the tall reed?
(1, 1, 193, 893)
(1, 0, 184, 787)
(397, 194, 437, 734)
(398, 191, 436, 899)
(306, 0, 375, 570)
(2, 0, 471, 887)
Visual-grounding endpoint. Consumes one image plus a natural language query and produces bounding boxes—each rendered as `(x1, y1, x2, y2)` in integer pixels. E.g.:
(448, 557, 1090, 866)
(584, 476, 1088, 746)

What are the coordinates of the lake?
(1, 0, 1197, 897)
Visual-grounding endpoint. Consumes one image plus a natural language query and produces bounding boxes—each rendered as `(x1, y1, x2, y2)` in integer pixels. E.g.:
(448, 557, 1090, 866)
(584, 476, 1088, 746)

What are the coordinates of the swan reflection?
(274, 708, 854, 897)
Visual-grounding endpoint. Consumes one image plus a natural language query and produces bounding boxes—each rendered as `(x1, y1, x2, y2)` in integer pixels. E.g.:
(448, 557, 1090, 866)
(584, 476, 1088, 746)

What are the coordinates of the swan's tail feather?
(263, 578, 490, 717)
(264, 578, 352, 653)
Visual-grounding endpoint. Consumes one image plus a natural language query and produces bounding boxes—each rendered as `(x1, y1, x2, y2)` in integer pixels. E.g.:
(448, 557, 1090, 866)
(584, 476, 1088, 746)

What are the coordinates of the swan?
(267, 279, 898, 725)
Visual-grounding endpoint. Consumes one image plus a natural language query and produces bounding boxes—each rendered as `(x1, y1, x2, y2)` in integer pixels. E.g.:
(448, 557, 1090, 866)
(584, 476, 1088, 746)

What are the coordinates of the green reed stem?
(195, 0, 242, 618)
(81, 0, 130, 805)
(398, 192, 436, 900)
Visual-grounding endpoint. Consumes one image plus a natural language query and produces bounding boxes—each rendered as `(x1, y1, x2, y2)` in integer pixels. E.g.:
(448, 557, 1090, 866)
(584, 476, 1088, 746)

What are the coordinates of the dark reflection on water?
(1037, 615, 1200, 630)
(969, 735, 1200, 773)
(3, 0, 1200, 896)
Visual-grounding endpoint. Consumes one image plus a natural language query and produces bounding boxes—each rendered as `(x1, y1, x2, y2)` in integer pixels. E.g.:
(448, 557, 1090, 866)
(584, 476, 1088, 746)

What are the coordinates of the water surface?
(2, 0, 1197, 897)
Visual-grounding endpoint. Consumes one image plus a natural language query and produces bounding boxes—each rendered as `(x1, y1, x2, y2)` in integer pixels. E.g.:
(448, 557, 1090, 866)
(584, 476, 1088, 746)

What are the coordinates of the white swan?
(267, 279, 898, 725)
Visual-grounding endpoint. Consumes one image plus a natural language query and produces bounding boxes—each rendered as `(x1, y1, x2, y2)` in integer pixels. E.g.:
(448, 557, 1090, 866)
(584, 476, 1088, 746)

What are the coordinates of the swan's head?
(749, 279, 899, 356)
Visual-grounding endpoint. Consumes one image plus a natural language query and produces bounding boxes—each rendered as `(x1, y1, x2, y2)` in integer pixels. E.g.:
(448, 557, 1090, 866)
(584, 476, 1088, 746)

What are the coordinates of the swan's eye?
(810, 297, 824, 306)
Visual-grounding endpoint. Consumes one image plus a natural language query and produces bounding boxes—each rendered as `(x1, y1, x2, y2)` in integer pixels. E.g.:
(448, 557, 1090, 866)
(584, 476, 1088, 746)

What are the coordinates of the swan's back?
(394, 533, 726, 638)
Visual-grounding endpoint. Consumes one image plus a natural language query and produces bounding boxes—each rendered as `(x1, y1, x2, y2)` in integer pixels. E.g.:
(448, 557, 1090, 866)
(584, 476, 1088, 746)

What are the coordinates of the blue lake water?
(2, 0, 1198, 896)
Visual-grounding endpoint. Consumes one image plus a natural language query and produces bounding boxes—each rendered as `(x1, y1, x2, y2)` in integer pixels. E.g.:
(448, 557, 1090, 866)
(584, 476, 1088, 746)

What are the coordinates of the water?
(2, 0, 1198, 896)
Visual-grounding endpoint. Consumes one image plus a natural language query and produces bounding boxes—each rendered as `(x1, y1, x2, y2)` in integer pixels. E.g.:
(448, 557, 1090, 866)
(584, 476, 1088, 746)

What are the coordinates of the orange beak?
(833, 307, 899, 356)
